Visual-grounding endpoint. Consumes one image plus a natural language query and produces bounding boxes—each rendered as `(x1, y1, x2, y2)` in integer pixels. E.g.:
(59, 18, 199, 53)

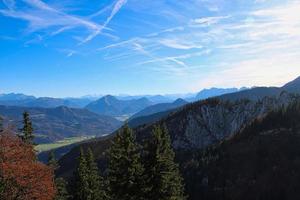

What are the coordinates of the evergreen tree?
(144, 125, 186, 200)
(74, 148, 90, 200)
(107, 125, 145, 200)
(86, 148, 106, 200)
(55, 178, 70, 200)
(48, 151, 59, 170)
(19, 111, 34, 144)
(47, 151, 70, 200)
(0, 116, 3, 132)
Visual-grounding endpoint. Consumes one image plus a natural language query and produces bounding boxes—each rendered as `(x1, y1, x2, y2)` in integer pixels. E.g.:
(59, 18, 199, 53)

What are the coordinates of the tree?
(144, 125, 186, 200)
(74, 148, 90, 200)
(0, 116, 3, 132)
(0, 130, 56, 200)
(86, 148, 106, 200)
(55, 178, 70, 200)
(48, 151, 59, 170)
(19, 111, 34, 145)
(107, 125, 145, 200)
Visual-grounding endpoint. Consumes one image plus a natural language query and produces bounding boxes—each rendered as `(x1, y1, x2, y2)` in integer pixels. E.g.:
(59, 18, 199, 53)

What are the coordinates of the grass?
(35, 136, 95, 152)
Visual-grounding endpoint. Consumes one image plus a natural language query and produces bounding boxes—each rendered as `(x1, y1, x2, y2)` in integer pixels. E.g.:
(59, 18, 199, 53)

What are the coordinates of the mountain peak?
(282, 76, 300, 92)
(173, 98, 187, 105)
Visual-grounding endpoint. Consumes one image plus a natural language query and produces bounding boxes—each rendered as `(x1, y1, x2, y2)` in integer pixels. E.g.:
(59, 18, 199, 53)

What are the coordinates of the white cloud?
(190, 16, 230, 26)
(0, 0, 127, 44)
(191, 52, 300, 90)
(159, 38, 203, 50)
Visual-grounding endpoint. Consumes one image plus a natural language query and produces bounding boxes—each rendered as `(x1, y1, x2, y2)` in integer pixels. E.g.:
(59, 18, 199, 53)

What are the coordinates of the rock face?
(136, 92, 299, 150)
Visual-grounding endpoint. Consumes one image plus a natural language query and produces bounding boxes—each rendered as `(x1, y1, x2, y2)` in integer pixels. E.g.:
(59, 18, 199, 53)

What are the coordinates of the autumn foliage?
(0, 130, 56, 200)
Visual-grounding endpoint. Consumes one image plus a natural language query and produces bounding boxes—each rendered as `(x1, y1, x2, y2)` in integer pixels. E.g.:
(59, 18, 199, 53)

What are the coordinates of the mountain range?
(0, 105, 121, 144)
(56, 76, 300, 179)
(85, 95, 153, 117)
(0, 94, 94, 108)
(194, 87, 248, 100)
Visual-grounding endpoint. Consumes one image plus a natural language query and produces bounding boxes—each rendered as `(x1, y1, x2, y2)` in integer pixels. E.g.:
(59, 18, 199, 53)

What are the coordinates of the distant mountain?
(85, 95, 153, 117)
(0, 105, 122, 144)
(0, 93, 35, 101)
(219, 76, 300, 102)
(129, 98, 187, 124)
(0, 93, 93, 108)
(194, 87, 247, 101)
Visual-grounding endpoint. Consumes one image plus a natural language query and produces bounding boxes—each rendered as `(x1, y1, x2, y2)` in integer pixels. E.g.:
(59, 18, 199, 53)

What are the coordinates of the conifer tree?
(107, 125, 145, 200)
(19, 111, 34, 144)
(74, 148, 90, 200)
(86, 148, 106, 200)
(47, 151, 70, 200)
(48, 151, 59, 170)
(144, 125, 186, 200)
(55, 178, 70, 200)
(0, 116, 3, 132)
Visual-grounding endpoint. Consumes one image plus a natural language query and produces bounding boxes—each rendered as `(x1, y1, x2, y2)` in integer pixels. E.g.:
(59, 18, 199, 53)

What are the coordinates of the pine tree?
(144, 125, 186, 200)
(74, 148, 90, 200)
(19, 111, 34, 144)
(0, 116, 3, 132)
(48, 151, 59, 170)
(47, 152, 70, 200)
(55, 178, 70, 200)
(107, 125, 145, 200)
(86, 148, 106, 200)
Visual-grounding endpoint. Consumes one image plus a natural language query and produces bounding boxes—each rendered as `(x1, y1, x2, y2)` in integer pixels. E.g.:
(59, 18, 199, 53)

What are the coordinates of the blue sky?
(1, 0, 300, 97)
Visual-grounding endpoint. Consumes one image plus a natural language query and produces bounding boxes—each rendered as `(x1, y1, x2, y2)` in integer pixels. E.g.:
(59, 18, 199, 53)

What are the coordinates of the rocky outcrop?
(136, 92, 299, 150)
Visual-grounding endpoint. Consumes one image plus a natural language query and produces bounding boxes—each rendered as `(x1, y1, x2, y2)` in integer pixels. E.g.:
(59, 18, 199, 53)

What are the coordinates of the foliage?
(0, 130, 56, 200)
(74, 148, 90, 200)
(74, 148, 106, 200)
(144, 125, 186, 200)
(107, 125, 145, 200)
(19, 111, 34, 145)
(55, 177, 70, 200)
(0, 116, 3, 132)
(86, 148, 106, 200)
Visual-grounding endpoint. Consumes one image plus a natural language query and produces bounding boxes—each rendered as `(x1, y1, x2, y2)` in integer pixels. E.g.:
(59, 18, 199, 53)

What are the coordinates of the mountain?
(219, 76, 300, 102)
(0, 93, 93, 108)
(57, 93, 299, 178)
(0, 93, 35, 101)
(127, 98, 188, 127)
(194, 87, 247, 101)
(181, 99, 300, 200)
(85, 95, 153, 117)
(220, 87, 281, 101)
(282, 76, 300, 93)
(0, 105, 122, 144)
(134, 93, 296, 150)
(130, 98, 187, 120)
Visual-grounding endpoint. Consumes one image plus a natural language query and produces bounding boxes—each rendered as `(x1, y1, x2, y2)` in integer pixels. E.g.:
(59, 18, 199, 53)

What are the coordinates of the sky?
(1, 0, 300, 97)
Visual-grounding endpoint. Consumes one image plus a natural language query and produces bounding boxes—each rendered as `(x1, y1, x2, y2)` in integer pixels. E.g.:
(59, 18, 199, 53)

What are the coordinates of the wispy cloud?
(190, 16, 230, 27)
(0, 0, 127, 44)
(159, 38, 203, 50)
(80, 0, 128, 44)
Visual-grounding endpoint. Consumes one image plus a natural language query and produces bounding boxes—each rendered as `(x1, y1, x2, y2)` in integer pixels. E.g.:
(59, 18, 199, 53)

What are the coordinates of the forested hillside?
(180, 100, 300, 200)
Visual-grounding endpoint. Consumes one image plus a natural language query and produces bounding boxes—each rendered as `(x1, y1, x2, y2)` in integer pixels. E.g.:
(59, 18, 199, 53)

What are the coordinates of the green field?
(35, 136, 95, 152)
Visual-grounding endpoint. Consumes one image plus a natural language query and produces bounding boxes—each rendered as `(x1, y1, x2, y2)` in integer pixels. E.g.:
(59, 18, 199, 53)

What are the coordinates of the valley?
(1, 1, 300, 199)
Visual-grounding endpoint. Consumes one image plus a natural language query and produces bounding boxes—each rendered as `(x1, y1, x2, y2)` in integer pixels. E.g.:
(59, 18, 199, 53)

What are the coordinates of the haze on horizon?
(1, 0, 300, 98)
